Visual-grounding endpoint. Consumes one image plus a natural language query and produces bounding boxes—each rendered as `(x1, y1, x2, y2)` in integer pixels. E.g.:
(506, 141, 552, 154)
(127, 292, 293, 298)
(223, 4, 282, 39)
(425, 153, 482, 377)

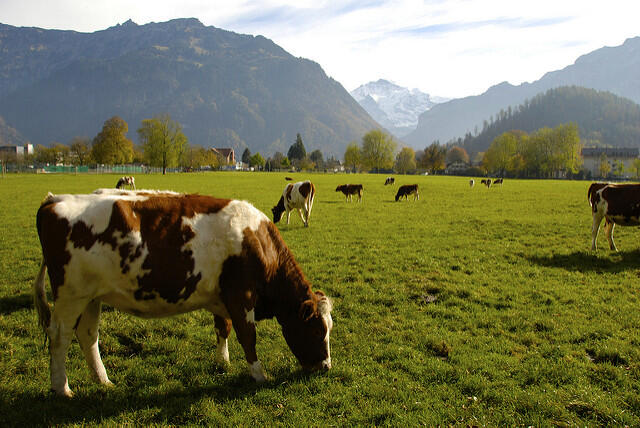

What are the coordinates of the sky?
(1, 0, 639, 99)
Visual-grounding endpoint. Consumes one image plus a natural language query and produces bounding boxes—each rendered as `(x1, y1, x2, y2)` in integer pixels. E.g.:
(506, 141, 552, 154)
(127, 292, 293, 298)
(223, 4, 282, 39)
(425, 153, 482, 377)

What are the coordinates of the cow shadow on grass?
(0, 369, 322, 427)
(0, 293, 33, 315)
(525, 249, 640, 273)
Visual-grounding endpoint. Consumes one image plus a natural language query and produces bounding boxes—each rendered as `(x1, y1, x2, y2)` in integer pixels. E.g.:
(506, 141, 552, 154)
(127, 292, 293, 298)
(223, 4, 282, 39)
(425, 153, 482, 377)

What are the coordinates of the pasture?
(1, 172, 639, 426)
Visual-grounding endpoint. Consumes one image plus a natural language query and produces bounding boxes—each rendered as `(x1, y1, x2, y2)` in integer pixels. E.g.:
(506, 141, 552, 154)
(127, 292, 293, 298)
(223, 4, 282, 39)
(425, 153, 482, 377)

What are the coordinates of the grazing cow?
(335, 184, 363, 202)
(272, 181, 316, 227)
(116, 176, 136, 190)
(384, 177, 395, 186)
(493, 178, 504, 186)
(285, 177, 293, 181)
(469, 179, 475, 188)
(395, 184, 419, 201)
(481, 179, 492, 188)
(33, 189, 333, 397)
(587, 182, 640, 251)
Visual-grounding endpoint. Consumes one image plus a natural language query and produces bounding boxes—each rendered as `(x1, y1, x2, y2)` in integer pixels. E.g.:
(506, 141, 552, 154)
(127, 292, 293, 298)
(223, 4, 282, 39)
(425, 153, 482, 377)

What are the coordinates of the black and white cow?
(384, 177, 395, 186)
(115, 176, 136, 190)
(272, 181, 316, 227)
(33, 189, 333, 397)
(395, 184, 419, 201)
(588, 182, 640, 251)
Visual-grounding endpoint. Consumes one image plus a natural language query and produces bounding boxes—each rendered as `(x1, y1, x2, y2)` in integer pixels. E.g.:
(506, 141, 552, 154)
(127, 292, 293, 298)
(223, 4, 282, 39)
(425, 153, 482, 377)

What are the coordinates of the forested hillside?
(458, 86, 640, 155)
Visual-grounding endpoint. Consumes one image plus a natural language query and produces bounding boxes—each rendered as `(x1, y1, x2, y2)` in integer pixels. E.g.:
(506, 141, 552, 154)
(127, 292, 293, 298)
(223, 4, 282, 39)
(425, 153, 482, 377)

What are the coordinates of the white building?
(582, 147, 639, 178)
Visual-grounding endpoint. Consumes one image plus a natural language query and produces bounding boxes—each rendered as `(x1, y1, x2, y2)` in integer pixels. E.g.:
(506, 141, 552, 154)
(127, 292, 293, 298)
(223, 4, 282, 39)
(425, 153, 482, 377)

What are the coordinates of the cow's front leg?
(286, 210, 291, 225)
(604, 219, 617, 251)
(298, 208, 308, 227)
(75, 299, 112, 387)
(213, 315, 232, 366)
(230, 307, 266, 382)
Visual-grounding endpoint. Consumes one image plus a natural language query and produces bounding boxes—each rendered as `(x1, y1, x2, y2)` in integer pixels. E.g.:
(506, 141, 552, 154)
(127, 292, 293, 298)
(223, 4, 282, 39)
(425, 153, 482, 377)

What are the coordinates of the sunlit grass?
(1, 172, 639, 426)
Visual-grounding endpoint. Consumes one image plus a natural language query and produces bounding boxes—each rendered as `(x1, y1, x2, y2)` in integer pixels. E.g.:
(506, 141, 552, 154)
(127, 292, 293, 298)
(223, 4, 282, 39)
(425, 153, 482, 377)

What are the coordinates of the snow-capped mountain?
(350, 79, 447, 137)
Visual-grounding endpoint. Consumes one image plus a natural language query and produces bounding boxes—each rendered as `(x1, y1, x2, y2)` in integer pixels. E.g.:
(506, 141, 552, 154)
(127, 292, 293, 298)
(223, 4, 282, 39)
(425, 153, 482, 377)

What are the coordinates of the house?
(582, 147, 639, 178)
(210, 148, 236, 165)
(0, 144, 33, 160)
(445, 160, 470, 175)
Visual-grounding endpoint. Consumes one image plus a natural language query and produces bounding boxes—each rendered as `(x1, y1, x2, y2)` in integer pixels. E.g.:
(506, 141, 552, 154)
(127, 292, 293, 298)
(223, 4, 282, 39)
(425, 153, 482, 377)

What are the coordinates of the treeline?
(482, 123, 582, 178)
(456, 86, 640, 154)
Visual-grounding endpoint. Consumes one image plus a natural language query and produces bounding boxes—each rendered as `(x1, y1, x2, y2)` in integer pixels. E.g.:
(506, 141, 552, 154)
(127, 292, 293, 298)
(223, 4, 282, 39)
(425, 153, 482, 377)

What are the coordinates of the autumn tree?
(361, 129, 397, 173)
(138, 114, 188, 175)
(249, 152, 265, 169)
(344, 141, 361, 172)
(483, 132, 519, 177)
(395, 147, 416, 174)
(420, 142, 446, 174)
(91, 116, 134, 165)
(598, 153, 611, 178)
(446, 146, 470, 165)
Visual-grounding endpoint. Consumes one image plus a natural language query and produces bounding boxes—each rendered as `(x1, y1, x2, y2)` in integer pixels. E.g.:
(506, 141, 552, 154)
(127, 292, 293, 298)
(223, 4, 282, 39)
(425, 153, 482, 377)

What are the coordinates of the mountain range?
(350, 79, 446, 137)
(403, 36, 640, 149)
(0, 18, 379, 157)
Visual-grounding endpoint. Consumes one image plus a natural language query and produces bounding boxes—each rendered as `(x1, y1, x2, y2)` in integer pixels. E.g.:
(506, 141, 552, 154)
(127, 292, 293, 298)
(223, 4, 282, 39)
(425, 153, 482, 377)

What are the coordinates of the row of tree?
(481, 123, 583, 178)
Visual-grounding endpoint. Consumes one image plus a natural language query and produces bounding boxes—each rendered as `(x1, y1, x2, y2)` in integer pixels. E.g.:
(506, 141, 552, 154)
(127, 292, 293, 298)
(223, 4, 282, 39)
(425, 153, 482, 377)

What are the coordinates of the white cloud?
(1, 0, 639, 98)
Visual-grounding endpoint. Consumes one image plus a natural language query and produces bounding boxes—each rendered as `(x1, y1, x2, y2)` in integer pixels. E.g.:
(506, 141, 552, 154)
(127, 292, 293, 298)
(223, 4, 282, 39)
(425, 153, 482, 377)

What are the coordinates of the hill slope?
(0, 19, 380, 156)
(459, 86, 640, 154)
(404, 36, 640, 148)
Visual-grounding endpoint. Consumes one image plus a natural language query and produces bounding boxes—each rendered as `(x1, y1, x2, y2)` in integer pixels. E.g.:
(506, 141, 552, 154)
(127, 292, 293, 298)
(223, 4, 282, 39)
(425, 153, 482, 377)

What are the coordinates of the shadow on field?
(525, 249, 640, 273)
(0, 369, 317, 427)
(0, 293, 32, 315)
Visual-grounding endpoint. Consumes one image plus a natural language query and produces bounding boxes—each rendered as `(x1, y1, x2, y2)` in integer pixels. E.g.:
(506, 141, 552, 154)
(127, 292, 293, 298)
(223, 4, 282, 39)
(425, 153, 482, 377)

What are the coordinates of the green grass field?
(1, 172, 639, 426)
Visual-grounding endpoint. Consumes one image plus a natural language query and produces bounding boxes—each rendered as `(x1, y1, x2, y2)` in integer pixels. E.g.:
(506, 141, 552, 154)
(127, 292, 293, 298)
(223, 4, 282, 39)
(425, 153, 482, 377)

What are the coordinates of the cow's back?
(36, 191, 270, 316)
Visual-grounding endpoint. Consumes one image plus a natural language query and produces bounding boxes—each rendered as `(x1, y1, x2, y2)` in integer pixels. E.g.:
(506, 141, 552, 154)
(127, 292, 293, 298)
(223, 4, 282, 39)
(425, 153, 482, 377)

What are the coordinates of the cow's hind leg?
(604, 219, 617, 251)
(591, 213, 604, 251)
(75, 299, 112, 387)
(213, 315, 232, 367)
(48, 299, 89, 397)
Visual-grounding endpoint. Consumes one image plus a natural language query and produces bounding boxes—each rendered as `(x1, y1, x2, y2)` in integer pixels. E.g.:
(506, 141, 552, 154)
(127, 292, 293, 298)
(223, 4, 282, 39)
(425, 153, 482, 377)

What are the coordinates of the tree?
(483, 132, 518, 177)
(344, 141, 361, 172)
(138, 114, 188, 175)
(633, 158, 640, 179)
(309, 149, 324, 170)
(35, 144, 57, 165)
(249, 152, 265, 169)
(91, 116, 134, 165)
(420, 142, 446, 174)
(69, 137, 92, 165)
(598, 153, 611, 178)
(52, 143, 71, 165)
(395, 147, 416, 174)
(242, 148, 251, 165)
(288, 133, 307, 162)
(361, 129, 396, 172)
(446, 146, 470, 165)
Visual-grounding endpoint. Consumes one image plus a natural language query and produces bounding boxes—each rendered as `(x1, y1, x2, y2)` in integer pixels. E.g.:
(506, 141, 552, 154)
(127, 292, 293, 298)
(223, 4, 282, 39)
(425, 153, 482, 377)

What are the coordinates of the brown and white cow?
(469, 179, 475, 188)
(335, 184, 363, 202)
(271, 181, 315, 227)
(395, 184, 419, 201)
(33, 189, 333, 397)
(384, 177, 395, 186)
(116, 176, 136, 190)
(588, 182, 640, 251)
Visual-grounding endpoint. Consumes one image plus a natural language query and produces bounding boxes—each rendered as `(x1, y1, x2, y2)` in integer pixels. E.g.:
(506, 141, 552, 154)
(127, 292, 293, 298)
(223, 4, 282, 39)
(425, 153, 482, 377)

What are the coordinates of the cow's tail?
(32, 259, 51, 341)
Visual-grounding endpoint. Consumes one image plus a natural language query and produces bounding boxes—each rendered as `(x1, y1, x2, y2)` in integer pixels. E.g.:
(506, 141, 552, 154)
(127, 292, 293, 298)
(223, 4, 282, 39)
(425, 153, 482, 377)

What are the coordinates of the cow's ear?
(299, 299, 316, 321)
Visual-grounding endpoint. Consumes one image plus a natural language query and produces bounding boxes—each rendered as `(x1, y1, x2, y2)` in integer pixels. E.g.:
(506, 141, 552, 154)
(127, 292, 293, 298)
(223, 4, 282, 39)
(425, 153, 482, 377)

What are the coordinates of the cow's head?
(335, 185, 343, 192)
(281, 291, 333, 371)
(271, 196, 285, 223)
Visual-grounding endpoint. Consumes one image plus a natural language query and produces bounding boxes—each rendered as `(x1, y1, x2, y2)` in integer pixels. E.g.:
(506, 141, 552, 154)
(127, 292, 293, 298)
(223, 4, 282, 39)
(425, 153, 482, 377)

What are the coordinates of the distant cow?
(33, 189, 333, 397)
(116, 176, 135, 190)
(272, 181, 316, 227)
(481, 179, 492, 188)
(336, 184, 363, 202)
(285, 177, 293, 181)
(587, 182, 640, 251)
(469, 179, 475, 188)
(384, 177, 395, 186)
(395, 184, 419, 201)
(493, 178, 504, 186)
